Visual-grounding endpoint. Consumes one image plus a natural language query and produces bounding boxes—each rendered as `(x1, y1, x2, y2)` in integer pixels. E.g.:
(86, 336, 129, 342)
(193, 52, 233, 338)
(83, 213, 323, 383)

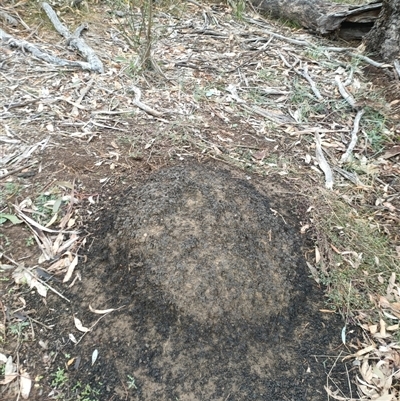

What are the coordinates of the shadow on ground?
(31, 161, 347, 400)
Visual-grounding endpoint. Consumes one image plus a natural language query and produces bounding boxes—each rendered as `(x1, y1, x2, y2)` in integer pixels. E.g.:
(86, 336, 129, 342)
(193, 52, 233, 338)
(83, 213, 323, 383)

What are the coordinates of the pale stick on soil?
(298, 64, 323, 100)
(130, 85, 168, 118)
(335, 76, 356, 109)
(340, 109, 365, 164)
(315, 133, 334, 190)
(326, 47, 390, 69)
(41, 2, 104, 73)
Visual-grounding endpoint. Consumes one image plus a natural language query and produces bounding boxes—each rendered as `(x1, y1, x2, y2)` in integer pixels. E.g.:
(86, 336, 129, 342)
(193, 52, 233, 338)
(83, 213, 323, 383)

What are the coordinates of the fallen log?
(251, 0, 382, 40)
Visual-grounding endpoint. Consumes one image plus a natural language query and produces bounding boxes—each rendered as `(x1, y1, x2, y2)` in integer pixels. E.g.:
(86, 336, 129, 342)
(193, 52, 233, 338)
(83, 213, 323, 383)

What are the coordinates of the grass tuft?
(312, 191, 398, 315)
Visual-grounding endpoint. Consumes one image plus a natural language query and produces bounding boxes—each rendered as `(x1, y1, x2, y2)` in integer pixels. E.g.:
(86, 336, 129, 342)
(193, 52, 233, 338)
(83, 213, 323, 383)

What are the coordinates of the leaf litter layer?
(59, 161, 346, 400)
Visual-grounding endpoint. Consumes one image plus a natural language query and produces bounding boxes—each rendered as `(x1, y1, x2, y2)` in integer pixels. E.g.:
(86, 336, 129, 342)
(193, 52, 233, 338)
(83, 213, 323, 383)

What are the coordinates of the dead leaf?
(69, 333, 77, 344)
(300, 224, 310, 234)
(0, 356, 17, 385)
(382, 145, 400, 159)
(373, 393, 394, 401)
(63, 254, 78, 283)
(74, 317, 90, 333)
(67, 357, 75, 367)
(92, 349, 98, 366)
(20, 371, 32, 399)
(253, 149, 267, 160)
(89, 305, 116, 314)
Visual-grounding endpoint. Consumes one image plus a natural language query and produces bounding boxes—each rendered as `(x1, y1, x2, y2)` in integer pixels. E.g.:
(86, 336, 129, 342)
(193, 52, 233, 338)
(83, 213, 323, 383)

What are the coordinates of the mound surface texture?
(75, 163, 343, 400)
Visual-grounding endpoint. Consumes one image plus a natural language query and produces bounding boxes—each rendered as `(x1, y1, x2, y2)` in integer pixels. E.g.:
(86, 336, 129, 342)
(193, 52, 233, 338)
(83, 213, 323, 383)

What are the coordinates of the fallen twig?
(315, 133, 334, 190)
(297, 64, 323, 100)
(130, 85, 167, 118)
(335, 76, 356, 109)
(340, 109, 365, 163)
(41, 2, 104, 73)
(0, 28, 93, 70)
(71, 78, 94, 116)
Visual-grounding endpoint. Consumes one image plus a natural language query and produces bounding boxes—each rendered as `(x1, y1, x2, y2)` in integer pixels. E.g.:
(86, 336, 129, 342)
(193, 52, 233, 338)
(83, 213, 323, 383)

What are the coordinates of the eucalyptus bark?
(365, 0, 400, 61)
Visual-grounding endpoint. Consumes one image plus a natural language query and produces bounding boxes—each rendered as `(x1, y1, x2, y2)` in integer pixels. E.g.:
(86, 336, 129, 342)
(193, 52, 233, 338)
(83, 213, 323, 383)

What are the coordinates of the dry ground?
(1, 0, 400, 400)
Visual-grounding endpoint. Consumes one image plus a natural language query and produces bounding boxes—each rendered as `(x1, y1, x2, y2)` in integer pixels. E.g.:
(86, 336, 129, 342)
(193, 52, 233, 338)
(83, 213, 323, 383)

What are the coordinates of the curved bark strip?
(365, 0, 400, 61)
(251, 0, 382, 39)
(0, 28, 93, 70)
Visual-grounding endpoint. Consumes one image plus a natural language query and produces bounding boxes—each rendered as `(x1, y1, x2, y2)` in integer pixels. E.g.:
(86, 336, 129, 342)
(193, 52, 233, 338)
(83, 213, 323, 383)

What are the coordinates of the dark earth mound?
(25, 161, 348, 400)
(69, 162, 345, 401)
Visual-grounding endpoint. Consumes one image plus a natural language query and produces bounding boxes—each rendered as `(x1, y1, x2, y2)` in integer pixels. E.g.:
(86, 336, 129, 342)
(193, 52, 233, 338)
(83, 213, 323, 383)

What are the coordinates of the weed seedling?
(9, 321, 29, 336)
(127, 375, 137, 389)
(51, 367, 68, 388)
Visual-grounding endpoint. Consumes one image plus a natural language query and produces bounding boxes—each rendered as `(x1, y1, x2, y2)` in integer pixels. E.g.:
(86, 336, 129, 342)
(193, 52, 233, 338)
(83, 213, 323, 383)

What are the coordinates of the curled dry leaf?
(89, 305, 116, 314)
(315, 246, 321, 264)
(0, 352, 7, 363)
(69, 333, 77, 344)
(315, 133, 334, 189)
(74, 317, 90, 333)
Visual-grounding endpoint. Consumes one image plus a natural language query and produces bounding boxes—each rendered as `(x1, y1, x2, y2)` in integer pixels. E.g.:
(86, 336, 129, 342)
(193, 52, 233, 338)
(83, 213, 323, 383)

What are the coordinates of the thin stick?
(75, 305, 126, 345)
(22, 267, 71, 302)
(340, 109, 365, 163)
(335, 76, 356, 109)
(298, 65, 323, 100)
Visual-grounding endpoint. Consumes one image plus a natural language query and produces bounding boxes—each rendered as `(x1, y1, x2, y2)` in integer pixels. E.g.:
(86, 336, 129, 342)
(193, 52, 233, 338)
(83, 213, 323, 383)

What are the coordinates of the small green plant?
(51, 367, 68, 388)
(9, 321, 29, 336)
(0, 233, 10, 247)
(227, 0, 247, 19)
(25, 236, 35, 247)
(362, 109, 388, 152)
(127, 375, 137, 389)
(81, 384, 100, 401)
(73, 381, 102, 401)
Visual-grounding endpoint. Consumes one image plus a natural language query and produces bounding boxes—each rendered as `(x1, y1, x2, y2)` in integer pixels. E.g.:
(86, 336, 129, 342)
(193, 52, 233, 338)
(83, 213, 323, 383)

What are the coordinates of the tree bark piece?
(365, 0, 400, 62)
(41, 2, 104, 73)
(251, 0, 382, 38)
(0, 28, 93, 70)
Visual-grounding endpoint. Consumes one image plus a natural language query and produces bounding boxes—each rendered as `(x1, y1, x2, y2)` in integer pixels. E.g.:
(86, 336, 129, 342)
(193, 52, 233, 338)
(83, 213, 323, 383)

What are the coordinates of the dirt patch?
(22, 161, 348, 401)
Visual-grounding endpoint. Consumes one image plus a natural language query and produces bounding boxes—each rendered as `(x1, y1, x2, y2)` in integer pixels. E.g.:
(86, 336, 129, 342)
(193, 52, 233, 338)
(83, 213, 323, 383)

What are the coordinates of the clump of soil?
(70, 161, 345, 400)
